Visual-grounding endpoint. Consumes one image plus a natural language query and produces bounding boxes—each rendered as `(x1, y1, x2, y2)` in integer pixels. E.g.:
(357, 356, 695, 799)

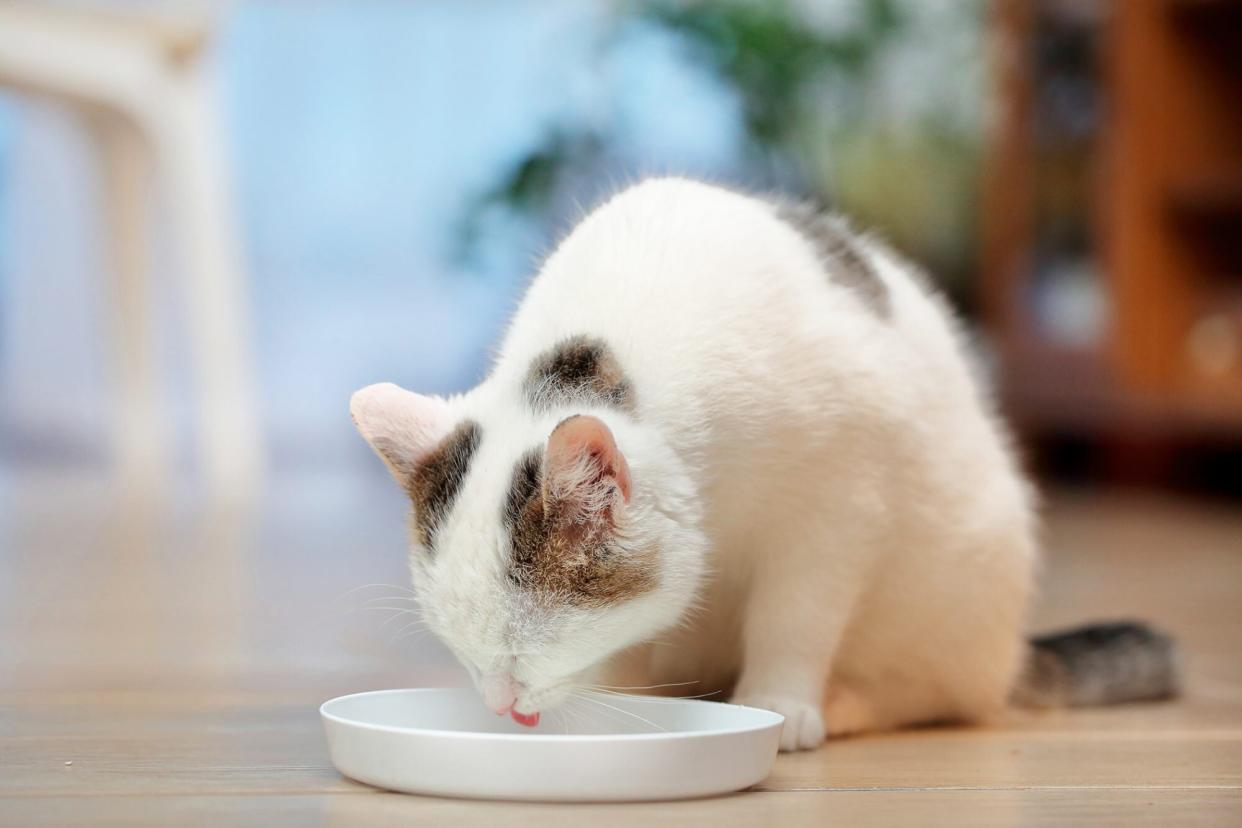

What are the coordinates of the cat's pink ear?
(543, 415, 631, 524)
(350, 383, 453, 483)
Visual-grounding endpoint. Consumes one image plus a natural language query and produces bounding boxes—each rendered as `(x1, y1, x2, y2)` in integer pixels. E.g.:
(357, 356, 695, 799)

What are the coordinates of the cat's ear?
(542, 415, 631, 526)
(350, 383, 453, 484)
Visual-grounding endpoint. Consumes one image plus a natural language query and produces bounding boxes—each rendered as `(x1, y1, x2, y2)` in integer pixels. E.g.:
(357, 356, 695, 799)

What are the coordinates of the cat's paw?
(731, 694, 826, 751)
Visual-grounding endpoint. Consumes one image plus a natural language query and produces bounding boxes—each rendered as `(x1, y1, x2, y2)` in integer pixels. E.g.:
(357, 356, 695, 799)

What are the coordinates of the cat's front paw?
(731, 693, 826, 751)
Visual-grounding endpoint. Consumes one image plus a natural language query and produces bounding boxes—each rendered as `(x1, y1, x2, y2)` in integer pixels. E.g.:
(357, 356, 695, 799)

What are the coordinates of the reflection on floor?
(1, 468, 1240, 825)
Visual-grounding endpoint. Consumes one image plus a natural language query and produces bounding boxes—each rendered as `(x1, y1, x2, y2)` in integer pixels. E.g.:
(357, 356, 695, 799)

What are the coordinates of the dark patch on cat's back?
(407, 419, 481, 549)
(524, 335, 635, 413)
(502, 446, 654, 606)
(774, 201, 890, 317)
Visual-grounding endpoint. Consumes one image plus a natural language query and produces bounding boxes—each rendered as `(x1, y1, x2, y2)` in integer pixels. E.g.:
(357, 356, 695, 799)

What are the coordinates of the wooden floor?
(1, 469, 1240, 825)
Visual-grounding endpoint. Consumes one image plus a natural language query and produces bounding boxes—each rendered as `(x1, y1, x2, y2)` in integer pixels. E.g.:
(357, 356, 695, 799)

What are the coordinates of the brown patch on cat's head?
(503, 418, 654, 606)
(406, 419, 481, 549)
(524, 335, 635, 414)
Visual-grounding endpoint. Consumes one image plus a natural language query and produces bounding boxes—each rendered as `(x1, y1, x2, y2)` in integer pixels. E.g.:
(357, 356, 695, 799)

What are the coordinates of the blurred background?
(0, 1, 1239, 697)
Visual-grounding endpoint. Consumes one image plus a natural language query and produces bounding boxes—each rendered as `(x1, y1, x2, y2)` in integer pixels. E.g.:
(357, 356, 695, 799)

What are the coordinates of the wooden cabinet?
(984, 0, 1242, 444)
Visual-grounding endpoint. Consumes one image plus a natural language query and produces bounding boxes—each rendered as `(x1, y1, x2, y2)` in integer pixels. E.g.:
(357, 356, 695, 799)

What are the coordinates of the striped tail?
(1011, 621, 1179, 708)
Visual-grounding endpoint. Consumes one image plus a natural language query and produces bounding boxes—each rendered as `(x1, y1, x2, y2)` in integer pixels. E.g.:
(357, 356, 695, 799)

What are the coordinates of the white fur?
(353, 177, 1037, 750)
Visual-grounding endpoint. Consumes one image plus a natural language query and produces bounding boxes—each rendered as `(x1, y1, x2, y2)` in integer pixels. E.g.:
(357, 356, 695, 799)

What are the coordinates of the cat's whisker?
(563, 696, 629, 731)
(574, 692, 666, 732)
(392, 630, 433, 647)
(359, 595, 419, 607)
(344, 606, 415, 630)
(553, 707, 576, 735)
(333, 583, 417, 604)
(561, 702, 588, 734)
(586, 680, 700, 692)
(369, 608, 425, 633)
(581, 686, 721, 703)
(356, 605, 422, 616)
(390, 624, 434, 646)
(386, 616, 431, 640)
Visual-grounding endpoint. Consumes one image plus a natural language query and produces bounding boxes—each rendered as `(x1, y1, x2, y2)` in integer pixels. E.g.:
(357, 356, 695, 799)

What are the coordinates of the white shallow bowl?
(321, 688, 784, 801)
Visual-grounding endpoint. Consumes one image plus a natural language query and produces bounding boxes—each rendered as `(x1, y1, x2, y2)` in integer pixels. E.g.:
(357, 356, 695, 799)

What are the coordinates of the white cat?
(350, 177, 1175, 751)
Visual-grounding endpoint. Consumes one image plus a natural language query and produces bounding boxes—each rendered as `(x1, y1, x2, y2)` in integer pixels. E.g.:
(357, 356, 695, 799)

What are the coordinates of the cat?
(349, 177, 1176, 751)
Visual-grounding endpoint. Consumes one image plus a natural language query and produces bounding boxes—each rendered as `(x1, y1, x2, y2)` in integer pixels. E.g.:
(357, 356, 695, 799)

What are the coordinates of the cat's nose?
(481, 672, 517, 715)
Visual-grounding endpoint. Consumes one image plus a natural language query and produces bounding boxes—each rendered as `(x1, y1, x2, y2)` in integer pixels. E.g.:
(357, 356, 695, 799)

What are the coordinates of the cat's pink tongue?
(510, 710, 540, 727)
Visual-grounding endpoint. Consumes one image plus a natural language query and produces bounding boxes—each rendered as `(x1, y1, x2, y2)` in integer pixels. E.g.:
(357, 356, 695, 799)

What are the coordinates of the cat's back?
(495, 179, 962, 422)
(504, 177, 802, 340)
(498, 178, 902, 389)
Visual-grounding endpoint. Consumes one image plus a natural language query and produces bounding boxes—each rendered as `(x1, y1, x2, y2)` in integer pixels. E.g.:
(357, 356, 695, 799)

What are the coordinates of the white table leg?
(94, 110, 168, 497)
(152, 64, 263, 505)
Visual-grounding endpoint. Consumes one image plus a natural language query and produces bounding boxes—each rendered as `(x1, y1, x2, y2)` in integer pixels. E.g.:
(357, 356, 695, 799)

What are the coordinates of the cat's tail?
(1010, 621, 1179, 708)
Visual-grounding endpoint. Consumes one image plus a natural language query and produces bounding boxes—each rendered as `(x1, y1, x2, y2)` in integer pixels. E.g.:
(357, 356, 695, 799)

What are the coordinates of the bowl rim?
(320, 687, 785, 744)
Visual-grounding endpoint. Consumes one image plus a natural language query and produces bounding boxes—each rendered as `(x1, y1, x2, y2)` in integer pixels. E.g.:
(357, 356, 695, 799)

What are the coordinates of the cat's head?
(350, 382, 703, 723)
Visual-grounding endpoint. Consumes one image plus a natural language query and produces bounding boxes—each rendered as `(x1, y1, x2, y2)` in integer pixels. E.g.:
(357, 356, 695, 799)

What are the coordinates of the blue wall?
(0, 1, 744, 463)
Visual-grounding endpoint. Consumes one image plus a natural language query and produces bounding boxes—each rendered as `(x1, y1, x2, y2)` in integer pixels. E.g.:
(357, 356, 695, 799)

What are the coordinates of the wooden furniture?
(0, 2, 261, 503)
(984, 0, 1242, 446)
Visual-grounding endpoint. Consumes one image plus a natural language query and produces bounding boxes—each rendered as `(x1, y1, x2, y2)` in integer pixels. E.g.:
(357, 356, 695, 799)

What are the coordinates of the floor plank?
(1, 471, 1240, 824)
(5, 701, 1240, 797)
(4, 790, 1241, 828)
